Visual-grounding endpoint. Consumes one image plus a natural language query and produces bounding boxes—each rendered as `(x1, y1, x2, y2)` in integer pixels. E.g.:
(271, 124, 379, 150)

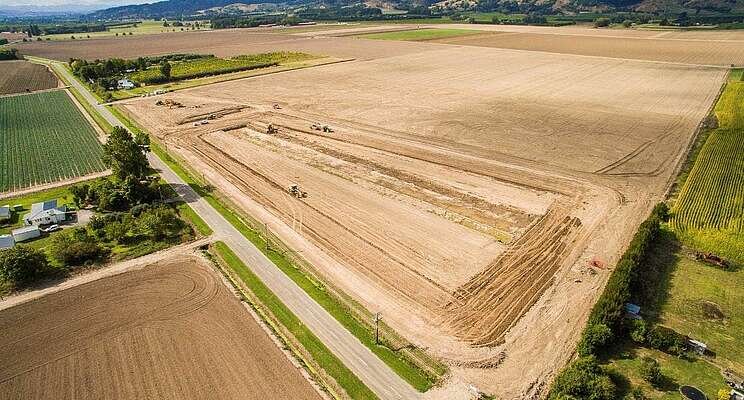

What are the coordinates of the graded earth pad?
(0, 255, 322, 400)
(120, 44, 726, 398)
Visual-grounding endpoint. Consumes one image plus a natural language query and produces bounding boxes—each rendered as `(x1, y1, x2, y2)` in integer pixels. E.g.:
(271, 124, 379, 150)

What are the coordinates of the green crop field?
(355, 28, 481, 41)
(130, 52, 316, 84)
(671, 71, 744, 265)
(0, 90, 106, 193)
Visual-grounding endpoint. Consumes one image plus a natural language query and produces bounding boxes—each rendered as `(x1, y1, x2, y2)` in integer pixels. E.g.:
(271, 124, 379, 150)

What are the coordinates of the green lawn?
(212, 241, 378, 400)
(605, 345, 727, 399)
(0, 90, 106, 192)
(356, 28, 481, 41)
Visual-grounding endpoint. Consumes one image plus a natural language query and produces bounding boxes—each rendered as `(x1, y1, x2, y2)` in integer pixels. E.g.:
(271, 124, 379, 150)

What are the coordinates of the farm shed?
(0, 234, 14, 250)
(23, 200, 67, 226)
(12, 226, 40, 242)
(0, 205, 10, 222)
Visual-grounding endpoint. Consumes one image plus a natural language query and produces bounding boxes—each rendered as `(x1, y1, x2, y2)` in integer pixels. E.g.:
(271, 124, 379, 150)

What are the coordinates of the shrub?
(646, 325, 686, 356)
(628, 387, 647, 399)
(49, 228, 109, 266)
(638, 357, 663, 386)
(594, 17, 611, 27)
(578, 323, 613, 356)
(549, 356, 617, 400)
(0, 246, 50, 289)
(135, 205, 187, 241)
(622, 19, 633, 27)
(627, 319, 648, 343)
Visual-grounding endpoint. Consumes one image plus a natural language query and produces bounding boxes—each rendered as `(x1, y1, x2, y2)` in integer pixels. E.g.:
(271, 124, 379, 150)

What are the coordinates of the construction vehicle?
(310, 123, 321, 131)
(322, 125, 334, 133)
(310, 123, 334, 133)
(155, 99, 183, 108)
(288, 184, 308, 198)
(273, 104, 281, 110)
(266, 124, 278, 134)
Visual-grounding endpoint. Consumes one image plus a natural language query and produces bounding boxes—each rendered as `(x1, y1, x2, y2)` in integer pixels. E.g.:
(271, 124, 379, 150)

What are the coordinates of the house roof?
(0, 234, 13, 249)
(30, 200, 57, 214)
(26, 200, 65, 221)
(12, 226, 40, 235)
(0, 205, 9, 218)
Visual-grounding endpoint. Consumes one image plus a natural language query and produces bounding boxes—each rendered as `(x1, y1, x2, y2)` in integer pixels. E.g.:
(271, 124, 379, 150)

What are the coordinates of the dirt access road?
(0, 254, 322, 400)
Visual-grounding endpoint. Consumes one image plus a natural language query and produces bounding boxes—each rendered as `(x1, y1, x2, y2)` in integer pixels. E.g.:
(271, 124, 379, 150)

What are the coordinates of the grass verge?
(110, 105, 444, 390)
(211, 241, 377, 400)
(174, 201, 213, 236)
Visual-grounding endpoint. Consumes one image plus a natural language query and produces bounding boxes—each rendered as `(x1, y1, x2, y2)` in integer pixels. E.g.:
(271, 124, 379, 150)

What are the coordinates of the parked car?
(43, 224, 61, 233)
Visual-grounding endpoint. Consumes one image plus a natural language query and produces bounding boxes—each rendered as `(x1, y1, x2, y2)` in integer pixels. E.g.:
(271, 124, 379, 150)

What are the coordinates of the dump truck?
(267, 124, 278, 134)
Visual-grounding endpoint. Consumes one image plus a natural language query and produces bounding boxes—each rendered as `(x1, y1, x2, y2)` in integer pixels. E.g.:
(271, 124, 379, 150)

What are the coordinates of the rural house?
(0, 234, 13, 250)
(0, 205, 10, 222)
(117, 78, 135, 90)
(23, 200, 67, 226)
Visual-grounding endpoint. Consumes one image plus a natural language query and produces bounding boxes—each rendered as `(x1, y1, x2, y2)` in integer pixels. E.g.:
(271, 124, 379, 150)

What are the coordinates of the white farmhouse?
(0, 205, 10, 222)
(12, 226, 40, 242)
(23, 200, 67, 226)
(117, 78, 135, 90)
(0, 234, 13, 250)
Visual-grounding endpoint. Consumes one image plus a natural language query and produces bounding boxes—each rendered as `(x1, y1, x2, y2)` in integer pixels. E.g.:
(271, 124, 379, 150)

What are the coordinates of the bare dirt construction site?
(117, 30, 728, 398)
(0, 255, 322, 400)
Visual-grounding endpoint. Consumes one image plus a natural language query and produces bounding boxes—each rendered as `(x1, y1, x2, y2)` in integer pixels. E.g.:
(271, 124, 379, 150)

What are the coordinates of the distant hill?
(87, 0, 744, 20)
(89, 0, 288, 19)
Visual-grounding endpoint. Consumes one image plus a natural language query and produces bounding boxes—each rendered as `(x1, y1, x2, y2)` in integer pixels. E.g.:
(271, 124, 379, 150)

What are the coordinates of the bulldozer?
(310, 123, 334, 133)
(322, 125, 334, 133)
(288, 184, 308, 199)
(266, 124, 278, 134)
(273, 104, 282, 110)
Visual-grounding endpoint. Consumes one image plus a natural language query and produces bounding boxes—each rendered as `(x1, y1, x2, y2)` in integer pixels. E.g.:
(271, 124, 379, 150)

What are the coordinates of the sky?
(2, 0, 146, 13)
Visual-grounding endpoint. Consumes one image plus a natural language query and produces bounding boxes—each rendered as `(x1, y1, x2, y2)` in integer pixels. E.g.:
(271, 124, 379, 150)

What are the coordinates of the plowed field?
(0, 256, 322, 400)
(0, 61, 59, 95)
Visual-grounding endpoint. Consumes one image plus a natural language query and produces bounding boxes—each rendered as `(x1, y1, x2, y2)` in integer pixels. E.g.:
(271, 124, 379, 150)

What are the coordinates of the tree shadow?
(633, 229, 681, 323)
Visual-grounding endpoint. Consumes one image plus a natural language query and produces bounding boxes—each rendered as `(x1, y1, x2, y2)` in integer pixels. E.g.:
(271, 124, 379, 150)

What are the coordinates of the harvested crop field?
(0, 60, 59, 95)
(120, 43, 726, 398)
(429, 30, 744, 66)
(0, 255, 322, 400)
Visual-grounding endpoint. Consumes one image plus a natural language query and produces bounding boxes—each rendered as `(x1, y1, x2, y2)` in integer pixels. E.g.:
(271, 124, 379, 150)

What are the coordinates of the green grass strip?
(174, 201, 213, 236)
(111, 104, 441, 389)
(212, 241, 378, 400)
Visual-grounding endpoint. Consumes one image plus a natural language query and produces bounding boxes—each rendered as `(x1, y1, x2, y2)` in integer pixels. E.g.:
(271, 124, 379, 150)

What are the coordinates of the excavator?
(288, 184, 308, 198)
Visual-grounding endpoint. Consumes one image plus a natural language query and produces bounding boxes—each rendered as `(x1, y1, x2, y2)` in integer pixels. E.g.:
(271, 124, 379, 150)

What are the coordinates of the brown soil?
(16, 30, 438, 61)
(0, 61, 59, 95)
(431, 30, 744, 66)
(0, 255, 322, 400)
(119, 43, 726, 398)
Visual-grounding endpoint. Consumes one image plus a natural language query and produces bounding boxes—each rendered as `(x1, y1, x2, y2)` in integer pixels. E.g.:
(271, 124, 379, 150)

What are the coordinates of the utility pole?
(374, 312, 382, 345)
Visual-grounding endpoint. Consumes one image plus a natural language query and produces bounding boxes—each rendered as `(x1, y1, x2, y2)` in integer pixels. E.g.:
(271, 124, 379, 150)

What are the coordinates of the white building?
(0, 205, 10, 222)
(0, 234, 13, 250)
(117, 78, 135, 90)
(23, 200, 67, 226)
(12, 226, 40, 242)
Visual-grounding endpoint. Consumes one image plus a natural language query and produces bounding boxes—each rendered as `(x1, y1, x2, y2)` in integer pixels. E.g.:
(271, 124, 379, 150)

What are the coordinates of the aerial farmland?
(113, 26, 731, 398)
(3, 10, 744, 400)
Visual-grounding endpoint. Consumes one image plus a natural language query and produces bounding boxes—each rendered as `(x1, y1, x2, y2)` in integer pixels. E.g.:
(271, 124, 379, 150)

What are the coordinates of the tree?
(622, 20, 633, 28)
(719, 389, 732, 400)
(0, 246, 50, 289)
(639, 357, 663, 387)
(135, 205, 186, 241)
(102, 126, 149, 181)
(628, 319, 648, 343)
(160, 61, 172, 80)
(594, 17, 611, 27)
(549, 356, 617, 400)
(49, 228, 108, 266)
(578, 323, 613, 356)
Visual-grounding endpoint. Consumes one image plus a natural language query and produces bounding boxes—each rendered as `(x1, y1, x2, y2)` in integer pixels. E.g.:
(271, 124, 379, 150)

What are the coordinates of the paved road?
(53, 61, 420, 400)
